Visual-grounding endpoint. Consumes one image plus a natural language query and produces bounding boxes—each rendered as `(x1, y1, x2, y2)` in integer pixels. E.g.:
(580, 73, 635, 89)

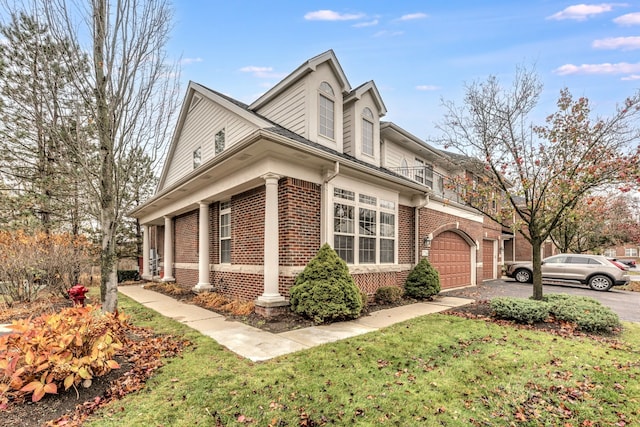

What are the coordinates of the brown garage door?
(482, 239, 495, 281)
(430, 230, 471, 289)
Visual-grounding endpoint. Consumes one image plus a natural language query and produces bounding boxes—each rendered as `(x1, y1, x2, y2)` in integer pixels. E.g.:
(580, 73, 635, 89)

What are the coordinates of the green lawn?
(86, 294, 640, 426)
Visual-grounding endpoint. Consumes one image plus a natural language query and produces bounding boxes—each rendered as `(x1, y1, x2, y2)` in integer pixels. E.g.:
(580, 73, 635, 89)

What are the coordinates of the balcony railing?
(387, 166, 464, 204)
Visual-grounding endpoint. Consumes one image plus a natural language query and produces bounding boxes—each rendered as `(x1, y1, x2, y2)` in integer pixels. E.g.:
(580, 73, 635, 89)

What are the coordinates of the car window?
(567, 257, 591, 264)
(544, 256, 567, 264)
(587, 258, 603, 265)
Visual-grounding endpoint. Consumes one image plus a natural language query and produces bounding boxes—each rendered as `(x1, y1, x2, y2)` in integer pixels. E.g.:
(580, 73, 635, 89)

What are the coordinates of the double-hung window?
(319, 82, 335, 139)
(333, 188, 396, 264)
(215, 128, 225, 155)
(193, 147, 201, 169)
(219, 201, 231, 263)
(362, 107, 374, 156)
(414, 158, 425, 184)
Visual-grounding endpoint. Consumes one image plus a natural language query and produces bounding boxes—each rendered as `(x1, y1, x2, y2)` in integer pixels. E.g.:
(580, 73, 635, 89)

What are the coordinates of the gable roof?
(249, 50, 351, 111)
(156, 81, 274, 191)
(344, 80, 387, 117)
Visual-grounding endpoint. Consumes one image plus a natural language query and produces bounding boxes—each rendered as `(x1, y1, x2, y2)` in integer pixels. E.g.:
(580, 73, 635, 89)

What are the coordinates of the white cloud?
(614, 12, 640, 25)
(593, 36, 640, 49)
(398, 13, 428, 21)
(373, 30, 404, 37)
(621, 74, 640, 80)
(304, 10, 364, 21)
(547, 3, 619, 21)
(416, 85, 440, 91)
(239, 66, 285, 79)
(554, 62, 640, 75)
(353, 19, 378, 28)
(181, 57, 203, 65)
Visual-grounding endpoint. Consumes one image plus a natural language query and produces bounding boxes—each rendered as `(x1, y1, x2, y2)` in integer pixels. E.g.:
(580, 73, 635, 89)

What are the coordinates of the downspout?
(322, 161, 340, 245)
(414, 193, 429, 264)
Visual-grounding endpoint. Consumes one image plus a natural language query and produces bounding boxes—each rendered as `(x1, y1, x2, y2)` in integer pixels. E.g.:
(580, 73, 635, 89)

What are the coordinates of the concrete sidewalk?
(118, 285, 472, 362)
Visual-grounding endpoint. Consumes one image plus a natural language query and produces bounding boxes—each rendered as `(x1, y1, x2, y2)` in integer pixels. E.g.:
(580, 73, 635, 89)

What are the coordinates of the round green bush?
(374, 286, 404, 304)
(404, 258, 441, 300)
(490, 297, 550, 324)
(289, 244, 363, 323)
(544, 294, 621, 333)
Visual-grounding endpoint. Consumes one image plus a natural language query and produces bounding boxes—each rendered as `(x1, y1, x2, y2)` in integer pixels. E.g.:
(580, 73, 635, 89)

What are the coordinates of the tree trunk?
(531, 236, 544, 300)
(93, 0, 117, 312)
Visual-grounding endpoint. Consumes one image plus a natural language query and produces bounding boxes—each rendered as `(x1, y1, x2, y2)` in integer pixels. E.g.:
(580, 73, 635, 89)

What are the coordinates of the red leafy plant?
(0, 305, 127, 406)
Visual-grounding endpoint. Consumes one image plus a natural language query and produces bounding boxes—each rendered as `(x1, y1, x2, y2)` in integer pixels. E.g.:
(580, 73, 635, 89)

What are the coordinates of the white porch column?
(257, 173, 285, 303)
(162, 215, 175, 282)
(142, 224, 151, 280)
(193, 202, 213, 292)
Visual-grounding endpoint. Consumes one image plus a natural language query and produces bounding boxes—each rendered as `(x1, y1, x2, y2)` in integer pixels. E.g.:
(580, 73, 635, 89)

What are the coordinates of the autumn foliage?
(0, 305, 127, 405)
(0, 230, 96, 304)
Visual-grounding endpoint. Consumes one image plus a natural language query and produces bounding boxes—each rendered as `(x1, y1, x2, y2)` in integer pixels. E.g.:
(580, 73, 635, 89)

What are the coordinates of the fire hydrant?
(68, 284, 89, 307)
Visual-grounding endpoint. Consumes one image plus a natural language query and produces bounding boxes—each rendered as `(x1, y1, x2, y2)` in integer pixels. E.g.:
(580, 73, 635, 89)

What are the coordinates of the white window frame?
(604, 249, 616, 258)
(219, 201, 231, 263)
(333, 187, 396, 265)
(362, 108, 374, 157)
(625, 248, 638, 257)
(414, 158, 425, 184)
(193, 147, 201, 169)
(319, 82, 335, 140)
(215, 128, 225, 155)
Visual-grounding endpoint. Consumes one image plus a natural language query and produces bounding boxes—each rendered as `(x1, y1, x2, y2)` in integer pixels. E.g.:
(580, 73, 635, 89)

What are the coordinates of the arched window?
(362, 108, 374, 156)
(401, 159, 409, 176)
(319, 82, 335, 139)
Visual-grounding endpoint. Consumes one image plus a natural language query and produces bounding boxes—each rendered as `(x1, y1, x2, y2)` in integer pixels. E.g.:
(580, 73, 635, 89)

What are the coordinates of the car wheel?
(588, 275, 613, 291)
(514, 269, 532, 283)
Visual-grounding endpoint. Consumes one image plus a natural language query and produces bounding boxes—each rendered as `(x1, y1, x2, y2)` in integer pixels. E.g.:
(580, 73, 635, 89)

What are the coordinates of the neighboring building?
(130, 50, 507, 316)
(604, 245, 640, 259)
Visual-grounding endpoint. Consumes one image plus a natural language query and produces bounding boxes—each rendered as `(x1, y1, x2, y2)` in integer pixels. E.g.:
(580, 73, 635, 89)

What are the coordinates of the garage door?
(430, 230, 471, 289)
(482, 239, 495, 281)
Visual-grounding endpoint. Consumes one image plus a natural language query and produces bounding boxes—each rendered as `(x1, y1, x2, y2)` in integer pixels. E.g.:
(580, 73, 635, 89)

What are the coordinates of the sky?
(168, 1, 639, 143)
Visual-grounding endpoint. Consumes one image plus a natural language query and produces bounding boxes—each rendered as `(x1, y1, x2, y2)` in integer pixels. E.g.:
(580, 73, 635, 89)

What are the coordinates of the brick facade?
(232, 187, 266, 265)
(174, 210, 198, 263)
(398, 204, 414, 265)
(278, 178, 322, 266)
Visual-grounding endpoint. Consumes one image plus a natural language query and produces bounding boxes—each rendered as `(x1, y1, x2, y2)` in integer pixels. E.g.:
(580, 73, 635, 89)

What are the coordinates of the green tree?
(290, 244, 363, 323)
(0, 12, 88, 233)
(405, 258, 441, 299)
(435, 67, 640, 300)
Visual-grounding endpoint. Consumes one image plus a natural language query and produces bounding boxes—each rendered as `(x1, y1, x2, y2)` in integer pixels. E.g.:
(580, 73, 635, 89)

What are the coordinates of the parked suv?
(505, 254, 630, 291)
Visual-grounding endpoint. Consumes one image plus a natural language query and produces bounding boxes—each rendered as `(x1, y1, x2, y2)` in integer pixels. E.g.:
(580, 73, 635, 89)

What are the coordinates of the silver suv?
(505, 254, 629, 291)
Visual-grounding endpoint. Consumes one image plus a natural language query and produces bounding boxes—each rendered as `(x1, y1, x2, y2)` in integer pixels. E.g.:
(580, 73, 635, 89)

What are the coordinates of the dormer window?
(362, 107, 374, 156)
(319, 82, 335, 139)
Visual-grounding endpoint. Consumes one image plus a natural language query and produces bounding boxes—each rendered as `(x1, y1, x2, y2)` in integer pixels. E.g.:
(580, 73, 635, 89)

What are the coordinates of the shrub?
(192, 292, 255, 316)
(0, 306, 127, 405)
(405, 258, 441, 300)
(0, 231, 95, 303)
(544, 294, 621, 333)
(360, 289, 370, 308)
(490, 297, 550, 324)
(375, 286, 404, 304)
(289, 244, 363, 323)
(117, 270, 140, 283)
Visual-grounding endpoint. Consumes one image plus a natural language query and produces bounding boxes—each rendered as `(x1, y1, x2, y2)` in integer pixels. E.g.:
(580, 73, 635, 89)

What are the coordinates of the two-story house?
(130, 50, 505, 316)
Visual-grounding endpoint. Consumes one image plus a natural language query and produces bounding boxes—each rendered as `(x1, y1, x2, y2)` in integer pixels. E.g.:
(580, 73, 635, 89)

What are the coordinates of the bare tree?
(42, 0, 180, 311)
(435, 67, 640, 300)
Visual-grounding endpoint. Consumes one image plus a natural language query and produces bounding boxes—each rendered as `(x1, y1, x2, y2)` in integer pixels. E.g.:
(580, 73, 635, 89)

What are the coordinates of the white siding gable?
(161, 96, 259, 189)
(343, 91, 381, 167)
(254, 79, 306, 137)
(305, 62, 345, 153)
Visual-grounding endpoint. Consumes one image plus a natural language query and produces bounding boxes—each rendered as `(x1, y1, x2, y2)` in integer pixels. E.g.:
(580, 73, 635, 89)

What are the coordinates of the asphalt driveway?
(442, 278, 640, 323)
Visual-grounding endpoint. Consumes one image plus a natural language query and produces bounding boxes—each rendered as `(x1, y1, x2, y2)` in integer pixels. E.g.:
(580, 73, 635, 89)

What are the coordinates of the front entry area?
(430, 230, 472, 289)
